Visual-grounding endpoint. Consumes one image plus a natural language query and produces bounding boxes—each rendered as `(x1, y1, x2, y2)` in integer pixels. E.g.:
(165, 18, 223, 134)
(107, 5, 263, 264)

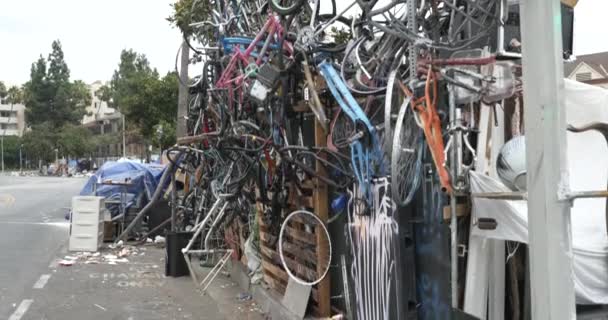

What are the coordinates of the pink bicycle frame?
(215, 14, 293, 89)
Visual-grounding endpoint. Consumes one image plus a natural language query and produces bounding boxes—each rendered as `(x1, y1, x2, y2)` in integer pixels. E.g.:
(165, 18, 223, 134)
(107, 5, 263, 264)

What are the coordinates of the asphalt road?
(0, 175, 245, 320)
(0, 176, 84, 319)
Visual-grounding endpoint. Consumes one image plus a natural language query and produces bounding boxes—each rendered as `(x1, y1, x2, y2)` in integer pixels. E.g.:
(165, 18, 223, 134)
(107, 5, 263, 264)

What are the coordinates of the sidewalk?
(21, 243, 266, 320)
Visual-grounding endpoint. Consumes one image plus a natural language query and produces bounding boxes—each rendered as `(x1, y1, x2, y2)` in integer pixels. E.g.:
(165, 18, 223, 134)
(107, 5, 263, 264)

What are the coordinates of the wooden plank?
(442, 203, 470, 220)
(284, 225, 316, 246)
(313, 117, 331, 317)
(259, 230, 278, 246)
(263, 273, 287, 294)
(176, 132, 219, 145)
(282, 242, 318, 265)
(262, 260, 289, 283)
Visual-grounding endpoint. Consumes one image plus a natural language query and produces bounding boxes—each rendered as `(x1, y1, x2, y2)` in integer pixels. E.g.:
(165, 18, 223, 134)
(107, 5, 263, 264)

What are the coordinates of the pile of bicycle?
(168, 0, 521, 318)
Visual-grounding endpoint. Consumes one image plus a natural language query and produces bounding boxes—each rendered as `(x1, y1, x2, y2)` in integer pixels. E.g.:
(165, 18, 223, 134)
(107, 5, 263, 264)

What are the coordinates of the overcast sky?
(0, 1, 605, 87)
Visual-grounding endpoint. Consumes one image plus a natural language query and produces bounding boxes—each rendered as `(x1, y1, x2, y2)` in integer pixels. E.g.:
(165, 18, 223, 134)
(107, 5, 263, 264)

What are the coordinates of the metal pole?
(170, 170, 177, 232)
(122, 114, 126, 159)
(19, 145, 22, 173)
(519, 0, 575, 319)
(176, 40, 190, 138)
(1, 134, 3, 173)
(448, 89, 458, 308)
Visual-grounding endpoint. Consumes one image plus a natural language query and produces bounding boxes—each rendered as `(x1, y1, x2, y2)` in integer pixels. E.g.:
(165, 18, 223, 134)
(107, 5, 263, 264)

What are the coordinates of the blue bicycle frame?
(318, 61, 385, 205)
(222, 37, 281, 57)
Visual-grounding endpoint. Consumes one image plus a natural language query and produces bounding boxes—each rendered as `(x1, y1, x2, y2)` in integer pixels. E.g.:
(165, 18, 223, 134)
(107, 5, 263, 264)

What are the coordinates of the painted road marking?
(33, 274, 51, 289)
(8, 299, 33, 320)
(0, 221, 69, 227)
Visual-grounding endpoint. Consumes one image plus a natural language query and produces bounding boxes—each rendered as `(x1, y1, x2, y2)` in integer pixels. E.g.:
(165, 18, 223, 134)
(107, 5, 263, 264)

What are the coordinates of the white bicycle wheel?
(278, 210, 332, 286)
(384, 70, 407, 156)
(391, 98, 423, 206)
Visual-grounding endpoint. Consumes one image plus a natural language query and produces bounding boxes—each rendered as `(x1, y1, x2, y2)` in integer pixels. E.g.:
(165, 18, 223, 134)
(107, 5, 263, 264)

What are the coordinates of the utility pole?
(122, 113, 126, 159)
(1, 134, 4, 173)
(520, 0, 575, 319)
(176, 40, 189, 138)
(19, 144, 22, 173)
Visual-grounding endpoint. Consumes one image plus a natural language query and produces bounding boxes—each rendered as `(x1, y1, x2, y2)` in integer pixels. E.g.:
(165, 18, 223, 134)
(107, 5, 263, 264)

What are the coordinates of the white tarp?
(470, 79, 608, 304)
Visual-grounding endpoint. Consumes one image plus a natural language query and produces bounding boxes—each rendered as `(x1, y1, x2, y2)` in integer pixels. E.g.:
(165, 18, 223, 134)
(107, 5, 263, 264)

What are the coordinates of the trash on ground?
(154, 235, 165, 244)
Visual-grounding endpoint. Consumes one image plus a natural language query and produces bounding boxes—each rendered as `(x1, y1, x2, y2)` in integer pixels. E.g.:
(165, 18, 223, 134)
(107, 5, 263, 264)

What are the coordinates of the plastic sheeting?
(469, 79, 608, 304)
(79, 159, 166, 216)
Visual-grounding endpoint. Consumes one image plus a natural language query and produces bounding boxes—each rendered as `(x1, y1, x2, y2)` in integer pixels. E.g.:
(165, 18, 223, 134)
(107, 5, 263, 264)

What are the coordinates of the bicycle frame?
(215, 14, 293, 89)
(318, 61, 385, 205)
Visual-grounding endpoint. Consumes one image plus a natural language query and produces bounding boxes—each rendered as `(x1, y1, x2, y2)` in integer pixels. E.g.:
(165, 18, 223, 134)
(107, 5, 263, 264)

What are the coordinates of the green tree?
(101, 50, 177, 144)
(23, 40, 91, 128)
(57, 124, 93, 158)
(152, 120, 177, 151)
(5, 86, 23, 104)
(22, 123, 56, 163)
(167, 0, 212, 36)
(0, 136, 22, 169)
(0, 81, 7, 100)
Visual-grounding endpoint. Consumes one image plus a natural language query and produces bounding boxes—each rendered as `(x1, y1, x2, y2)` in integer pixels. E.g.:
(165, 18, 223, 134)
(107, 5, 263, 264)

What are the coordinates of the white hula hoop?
(278, 210, 332, 287)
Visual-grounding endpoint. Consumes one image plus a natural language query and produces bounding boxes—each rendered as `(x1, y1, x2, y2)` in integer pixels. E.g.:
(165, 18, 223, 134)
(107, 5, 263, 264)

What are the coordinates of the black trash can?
(165, 231, 193, 277)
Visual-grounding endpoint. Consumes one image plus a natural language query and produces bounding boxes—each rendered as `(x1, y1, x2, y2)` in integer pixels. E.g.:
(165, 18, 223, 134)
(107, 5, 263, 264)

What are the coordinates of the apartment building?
(0, 102, 26, 137)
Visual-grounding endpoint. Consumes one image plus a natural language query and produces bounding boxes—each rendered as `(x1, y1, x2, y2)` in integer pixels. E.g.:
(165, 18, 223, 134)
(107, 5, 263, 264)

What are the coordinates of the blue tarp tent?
(80, 160, 166, 216)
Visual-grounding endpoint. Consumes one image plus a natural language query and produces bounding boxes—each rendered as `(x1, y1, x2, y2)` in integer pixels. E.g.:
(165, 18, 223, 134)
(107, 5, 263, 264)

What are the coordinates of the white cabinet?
(69, 196, 105, 252)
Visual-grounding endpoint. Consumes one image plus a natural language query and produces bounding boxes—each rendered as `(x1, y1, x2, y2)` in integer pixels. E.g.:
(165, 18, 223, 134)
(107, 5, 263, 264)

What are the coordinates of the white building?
(0, 103, 26, 137)
(82, 81, 116, 124)
(564, 52, 608, 89)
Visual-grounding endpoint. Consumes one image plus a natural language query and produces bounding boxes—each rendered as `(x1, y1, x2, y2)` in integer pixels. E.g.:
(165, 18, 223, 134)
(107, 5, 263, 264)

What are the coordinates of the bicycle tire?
(269, 0, 306, 15)
(391, 98, 423, 207)
(278, 210, 332, 286)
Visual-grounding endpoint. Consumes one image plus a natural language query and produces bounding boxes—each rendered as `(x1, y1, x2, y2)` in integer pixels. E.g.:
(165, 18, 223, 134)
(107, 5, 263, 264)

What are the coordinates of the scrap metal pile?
(166, 0, 523, 318)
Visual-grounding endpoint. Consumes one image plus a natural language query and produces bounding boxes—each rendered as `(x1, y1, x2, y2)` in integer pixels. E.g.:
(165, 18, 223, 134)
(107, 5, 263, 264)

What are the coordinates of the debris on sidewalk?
(236, 292, 252, 302)
(154, 235, 165, 244)
(59, 244, 146, 266)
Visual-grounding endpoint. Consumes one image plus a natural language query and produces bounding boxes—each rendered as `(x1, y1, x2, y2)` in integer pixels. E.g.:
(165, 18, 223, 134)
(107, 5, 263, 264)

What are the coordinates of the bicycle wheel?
(384, 70, 406, 155)
(269, 0, 306, 15)
(391, 99, 423, 206)
(279, 210, 332, 286)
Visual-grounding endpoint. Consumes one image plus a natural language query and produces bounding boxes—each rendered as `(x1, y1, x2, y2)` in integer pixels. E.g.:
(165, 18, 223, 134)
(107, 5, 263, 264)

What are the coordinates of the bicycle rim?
(278, 210, 332, 286)
(391, 98, 422, 206)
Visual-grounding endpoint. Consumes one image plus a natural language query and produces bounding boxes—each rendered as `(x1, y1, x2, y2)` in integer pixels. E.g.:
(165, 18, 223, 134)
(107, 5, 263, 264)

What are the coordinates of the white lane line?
(33, 274, 51, 289)
(8, 299, 33, 320)
(0, 221, 69, 227)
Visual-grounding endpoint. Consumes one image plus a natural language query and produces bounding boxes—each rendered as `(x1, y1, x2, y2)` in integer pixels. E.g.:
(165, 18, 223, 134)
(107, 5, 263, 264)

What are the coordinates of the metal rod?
(448, 89, 459, 308)
(471, 191, 527, 200)
(113, 153, 180, 244)
(201, 251, 233, 292)
(203, 202, 229, 250)
(170, 171, 177, 232)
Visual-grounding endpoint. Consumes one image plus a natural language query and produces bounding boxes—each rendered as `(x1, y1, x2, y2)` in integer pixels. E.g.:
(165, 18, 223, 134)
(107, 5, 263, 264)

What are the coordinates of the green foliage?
(22, 123, 56, 162)
(57, 124, 93, 158)
(23, 40, 91, 129)
(0, 81, 6, 99)
(152, 119, 177, 150)
(1, 136, 22, 168)
(5, 86, 23, 104)
(101, 49, 178, 144)
(167, 0, 212, 36)
(23, 122, 94, 161)
(95, 84, 113, 108)
(330, 26, 352, 45)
